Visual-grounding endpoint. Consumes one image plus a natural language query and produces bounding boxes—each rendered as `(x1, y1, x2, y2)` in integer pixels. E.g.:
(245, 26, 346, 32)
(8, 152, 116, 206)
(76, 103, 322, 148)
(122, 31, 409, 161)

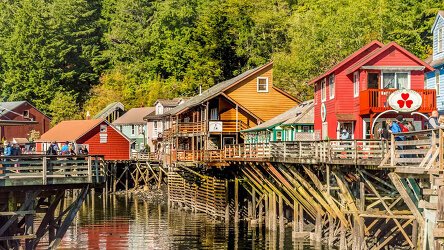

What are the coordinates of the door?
(368, 73, 380, 107)
(322, 122, 328, 140)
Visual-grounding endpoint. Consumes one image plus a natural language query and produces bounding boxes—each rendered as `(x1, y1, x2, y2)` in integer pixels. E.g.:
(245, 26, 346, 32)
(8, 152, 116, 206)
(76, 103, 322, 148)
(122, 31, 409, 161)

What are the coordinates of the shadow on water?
(56, 192, 328, 249)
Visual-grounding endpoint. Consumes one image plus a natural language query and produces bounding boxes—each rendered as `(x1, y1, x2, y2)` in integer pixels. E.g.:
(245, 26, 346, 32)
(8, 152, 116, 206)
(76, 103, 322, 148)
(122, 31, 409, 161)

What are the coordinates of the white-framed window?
(210, 108, 218, 120)
(154, 121, 158, 129)
(353, 72, 360, 97)
(257, 77, 269, 92)
(23, 110, 29, 118)
(439, 28, 443, 53)
(100, 125, 107, 133)
(131, 125, 135, 135)
(436, 70, 440, 96)
(381, 72, 410, 89)
(321, 79, 326, 102)
(329, 74, 335, 99)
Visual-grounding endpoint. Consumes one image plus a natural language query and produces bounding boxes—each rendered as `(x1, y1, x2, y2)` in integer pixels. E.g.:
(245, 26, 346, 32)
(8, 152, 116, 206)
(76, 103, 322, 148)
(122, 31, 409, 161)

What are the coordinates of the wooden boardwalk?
(165, 128, 444, 249)
(0, 155, 106, 249)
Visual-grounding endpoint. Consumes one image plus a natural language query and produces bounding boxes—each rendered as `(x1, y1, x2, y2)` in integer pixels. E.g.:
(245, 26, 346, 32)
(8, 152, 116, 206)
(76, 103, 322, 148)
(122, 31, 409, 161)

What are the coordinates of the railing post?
(42, 156, 47, 185)
(94, 156, 99, 183)
(298, 141, 302, 160)
(440, 129, 443, 170)
(283, 141, 286, 161)
(354, 140, 358, 165)
(390, 133, 395, 167)
(87, 156, 92, 183)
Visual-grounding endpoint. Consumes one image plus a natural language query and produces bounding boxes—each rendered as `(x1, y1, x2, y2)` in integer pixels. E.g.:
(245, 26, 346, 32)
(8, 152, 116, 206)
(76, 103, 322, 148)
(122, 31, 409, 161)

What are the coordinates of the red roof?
(345, 41, 434, 74)
(38, 119, 105, 142)
(308, 40, 384, 85)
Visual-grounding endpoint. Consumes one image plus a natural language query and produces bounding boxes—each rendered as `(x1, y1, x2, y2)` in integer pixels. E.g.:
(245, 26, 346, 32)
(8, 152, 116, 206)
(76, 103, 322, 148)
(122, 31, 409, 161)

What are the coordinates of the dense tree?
(0, 0, 443, 120)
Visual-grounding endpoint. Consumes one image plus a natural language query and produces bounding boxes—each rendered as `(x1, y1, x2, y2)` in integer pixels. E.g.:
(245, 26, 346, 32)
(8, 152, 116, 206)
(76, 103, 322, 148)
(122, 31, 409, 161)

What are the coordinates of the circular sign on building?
(387, 89, 422, 113)
(321, 103, 326, 122)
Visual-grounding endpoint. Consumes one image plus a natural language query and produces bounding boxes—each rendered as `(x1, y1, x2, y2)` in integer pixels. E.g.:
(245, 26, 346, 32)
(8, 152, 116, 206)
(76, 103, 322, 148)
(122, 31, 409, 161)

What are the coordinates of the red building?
(36, 119, 131, 160)
(0, 101, 51, 141)
(310, 41, 436, 139)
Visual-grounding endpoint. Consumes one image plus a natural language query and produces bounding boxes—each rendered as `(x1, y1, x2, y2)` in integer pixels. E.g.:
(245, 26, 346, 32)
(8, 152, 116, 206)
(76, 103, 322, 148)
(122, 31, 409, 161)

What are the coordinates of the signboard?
(321, 103, 326, 122)
(209, 121, 223, 132)
(388, 89, 422, 112)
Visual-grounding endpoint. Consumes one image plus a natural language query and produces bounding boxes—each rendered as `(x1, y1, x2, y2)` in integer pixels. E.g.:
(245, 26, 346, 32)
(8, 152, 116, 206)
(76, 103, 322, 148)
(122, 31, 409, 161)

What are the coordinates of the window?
(303, 126, 310, 132)
(439, 28, 443, 53)
(329, 74, 335, 99)
(436, 71, 441, 96)
(257, 77, 269, 92)
(100, 125, 107, 133)
(321, 79, 326, 101)
(23, 110, 29, 118)
(382, 72, 409, 89)
(210, 108, 218, 120)
(154, 121, 158, 129)
(131, 125, 135, 135)
(276, 131, 282, 141)
(353, 72, 360, 97)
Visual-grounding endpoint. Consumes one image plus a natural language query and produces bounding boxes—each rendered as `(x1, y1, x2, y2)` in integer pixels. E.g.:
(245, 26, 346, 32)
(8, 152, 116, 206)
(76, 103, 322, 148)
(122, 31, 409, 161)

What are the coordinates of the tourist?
(61, 141, 69, 155)
(3, 141, 11, 168)
(46, 142, 58, 155)
(340, 129, 350, 140)
(429, 110, 439, 129)
(68, 143, 76, 156)
(80, 146, 89, 155)
(379, 123, 389, 141)
(387, 119, 405, 141)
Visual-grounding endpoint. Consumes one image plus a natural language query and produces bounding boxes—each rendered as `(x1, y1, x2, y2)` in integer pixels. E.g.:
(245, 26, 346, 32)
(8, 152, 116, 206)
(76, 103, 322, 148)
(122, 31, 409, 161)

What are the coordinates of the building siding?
(78, 122, 130, 160)
(1, 102, 50, 141)
(433, 15, 444, 61)
(226, 66, 298, 122)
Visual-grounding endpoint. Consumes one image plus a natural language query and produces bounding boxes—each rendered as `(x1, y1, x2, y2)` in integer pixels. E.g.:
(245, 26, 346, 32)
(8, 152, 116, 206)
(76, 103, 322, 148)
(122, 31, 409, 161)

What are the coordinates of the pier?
(0, 155, 105, 249)
(165, 128, 444, 249)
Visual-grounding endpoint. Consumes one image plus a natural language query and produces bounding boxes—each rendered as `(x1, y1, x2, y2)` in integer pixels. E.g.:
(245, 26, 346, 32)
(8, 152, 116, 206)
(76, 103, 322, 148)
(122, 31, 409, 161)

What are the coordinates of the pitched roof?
(165, 62, 273, 116)
(0, 101, 27, 117)
(155, 98, 184, 107)
(94, 102, 124, 119)
(425, 54, 444, 68)
(345, 42, 434, 74)
(38, 119, 104, 142)
(243, 99, 314, 132)
(112, 107, 155, 125)
(309, 41, 384, 85)
(431, 11, 444, 32)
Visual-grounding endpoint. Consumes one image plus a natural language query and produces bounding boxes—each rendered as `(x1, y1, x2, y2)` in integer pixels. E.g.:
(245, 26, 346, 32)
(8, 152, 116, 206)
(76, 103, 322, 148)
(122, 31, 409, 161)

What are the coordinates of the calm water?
(57, 192, 324, 249)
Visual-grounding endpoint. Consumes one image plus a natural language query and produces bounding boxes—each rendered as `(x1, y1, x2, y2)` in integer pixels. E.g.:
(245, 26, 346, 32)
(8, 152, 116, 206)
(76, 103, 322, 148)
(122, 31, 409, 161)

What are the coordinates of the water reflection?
(58, 193, 324, 249)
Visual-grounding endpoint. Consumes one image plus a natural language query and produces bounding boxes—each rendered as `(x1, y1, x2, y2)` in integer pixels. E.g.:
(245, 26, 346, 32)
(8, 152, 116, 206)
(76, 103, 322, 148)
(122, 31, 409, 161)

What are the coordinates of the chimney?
(86, 111, 91, 120)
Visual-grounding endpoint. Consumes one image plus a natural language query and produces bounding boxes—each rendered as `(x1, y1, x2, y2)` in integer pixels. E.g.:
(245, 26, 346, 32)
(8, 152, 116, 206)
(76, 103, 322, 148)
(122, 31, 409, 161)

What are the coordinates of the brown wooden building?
(161, 62, 300, 164)
(0, 101, 51, 142)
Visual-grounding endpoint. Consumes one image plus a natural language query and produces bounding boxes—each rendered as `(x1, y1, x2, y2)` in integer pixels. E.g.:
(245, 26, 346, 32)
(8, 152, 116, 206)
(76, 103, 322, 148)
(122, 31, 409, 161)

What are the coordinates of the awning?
(336, 114, 356, 121)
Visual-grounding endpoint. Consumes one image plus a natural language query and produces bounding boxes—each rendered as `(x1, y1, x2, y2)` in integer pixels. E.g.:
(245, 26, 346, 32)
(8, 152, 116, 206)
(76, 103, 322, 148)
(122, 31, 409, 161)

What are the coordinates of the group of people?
(46, 141, 88, 156)
(1, 141, 22, 157)
(384, 115, 415, 141)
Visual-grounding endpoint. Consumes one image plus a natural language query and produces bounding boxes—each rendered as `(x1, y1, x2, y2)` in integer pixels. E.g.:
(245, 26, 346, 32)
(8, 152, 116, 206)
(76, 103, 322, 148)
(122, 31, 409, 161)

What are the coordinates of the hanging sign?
(321, 103, 326, 122)
(209, 121, 223, 132)
(387, 89, 422, 112)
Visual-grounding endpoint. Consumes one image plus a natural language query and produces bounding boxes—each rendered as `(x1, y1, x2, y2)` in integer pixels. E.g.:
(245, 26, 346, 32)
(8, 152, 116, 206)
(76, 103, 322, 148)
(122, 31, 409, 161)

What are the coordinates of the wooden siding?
(78, 122, 130, 160)
(427, 69, 444, 112)
(0, 103, 50, 141)
(225, 66, 298, 122)
(433, 14, 444, 61)
(219, 98, 257, 128)
(314, 42, 432, 140)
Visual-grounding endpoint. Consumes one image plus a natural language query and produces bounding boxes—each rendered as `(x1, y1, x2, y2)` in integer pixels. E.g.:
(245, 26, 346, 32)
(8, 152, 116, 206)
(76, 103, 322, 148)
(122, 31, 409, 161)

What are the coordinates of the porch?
(359, 89, 436, 115)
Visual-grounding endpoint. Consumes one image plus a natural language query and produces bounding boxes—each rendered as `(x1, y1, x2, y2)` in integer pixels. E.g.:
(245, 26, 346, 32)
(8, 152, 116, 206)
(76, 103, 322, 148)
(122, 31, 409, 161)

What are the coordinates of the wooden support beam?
(279, 195, 284, 232)
(234, 176, 239, 223)
(387, 172, 425, 228)
(374, 219, 413, 250)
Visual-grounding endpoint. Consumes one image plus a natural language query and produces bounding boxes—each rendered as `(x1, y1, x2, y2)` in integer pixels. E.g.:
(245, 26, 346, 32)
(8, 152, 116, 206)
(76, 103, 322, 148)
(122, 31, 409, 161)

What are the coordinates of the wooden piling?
(234, 176, 239, 223)
(279, 195, 284, 233)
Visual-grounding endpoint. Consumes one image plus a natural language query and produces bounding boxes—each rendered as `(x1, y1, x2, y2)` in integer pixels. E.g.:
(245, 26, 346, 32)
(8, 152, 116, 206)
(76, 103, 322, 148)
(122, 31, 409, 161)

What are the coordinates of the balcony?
(359, 89, 436, 115)
(164, 120, 250, 138)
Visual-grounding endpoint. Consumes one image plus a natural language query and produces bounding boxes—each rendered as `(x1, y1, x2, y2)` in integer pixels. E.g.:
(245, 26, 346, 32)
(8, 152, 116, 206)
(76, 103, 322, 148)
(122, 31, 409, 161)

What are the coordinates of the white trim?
(353, 72, 360, 97)
(380, 71, 411, 89)
(436, 70, 441, 96)
(257, 77, 269, 93)
(329, 74, 335, 99)
(321, 79, 326, 102)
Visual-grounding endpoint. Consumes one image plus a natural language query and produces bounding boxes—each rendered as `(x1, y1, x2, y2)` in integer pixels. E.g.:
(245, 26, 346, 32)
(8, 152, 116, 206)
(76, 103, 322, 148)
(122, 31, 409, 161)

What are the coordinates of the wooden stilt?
(328, 216, 334, 246)
(279, 195, 284, 233)
(234, 176, 239, 223)
(265, 194, 269, 229)
(298, 204, 303, 232)
(252, 189, 257, 221)
(315, 212, 322, 242)
(293, 200, 298, 235)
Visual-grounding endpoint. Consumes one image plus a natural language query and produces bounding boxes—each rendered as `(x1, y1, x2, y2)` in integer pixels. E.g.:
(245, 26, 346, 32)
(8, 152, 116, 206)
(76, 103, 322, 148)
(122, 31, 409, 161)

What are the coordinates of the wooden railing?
(0, 155, 105, 187)
(384, 128, 443, 172)
(359, 89, 436, 115)
(218, 120, 249, 133)
(131, 152, 159, 161)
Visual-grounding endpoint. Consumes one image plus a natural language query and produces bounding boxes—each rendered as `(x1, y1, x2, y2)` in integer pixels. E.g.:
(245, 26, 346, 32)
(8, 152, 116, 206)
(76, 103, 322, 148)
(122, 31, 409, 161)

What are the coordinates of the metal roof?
(243, 99, 314, 132)
(93, 102, 124, 119)
(112, 107, 155, 125)
(0, 101, 27, 117)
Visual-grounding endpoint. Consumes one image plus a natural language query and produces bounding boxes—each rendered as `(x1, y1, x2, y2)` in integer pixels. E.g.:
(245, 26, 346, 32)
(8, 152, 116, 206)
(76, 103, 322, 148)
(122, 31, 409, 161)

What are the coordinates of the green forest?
(0, 0, 443, 124)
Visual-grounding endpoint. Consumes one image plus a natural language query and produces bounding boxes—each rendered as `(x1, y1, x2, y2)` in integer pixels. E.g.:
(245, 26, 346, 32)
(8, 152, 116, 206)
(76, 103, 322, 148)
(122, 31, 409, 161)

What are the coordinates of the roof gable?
(346, 42, 434, 74)
(39, 119, 104, 142)
(94, 102, 124, 119)
(309, 40, 384, 85)
(432, 11, 444, 33)
(166, 62, 274, 115)
(112, 107, 155, 125)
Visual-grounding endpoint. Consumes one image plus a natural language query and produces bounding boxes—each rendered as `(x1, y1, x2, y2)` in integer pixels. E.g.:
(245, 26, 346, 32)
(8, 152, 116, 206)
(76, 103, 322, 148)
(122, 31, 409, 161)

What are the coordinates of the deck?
(0, 155, 105, 187)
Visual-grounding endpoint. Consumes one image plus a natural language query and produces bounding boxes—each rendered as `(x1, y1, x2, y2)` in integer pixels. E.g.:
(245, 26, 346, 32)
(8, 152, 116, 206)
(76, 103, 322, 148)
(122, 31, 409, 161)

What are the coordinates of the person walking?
(429, 110, 439, 129)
